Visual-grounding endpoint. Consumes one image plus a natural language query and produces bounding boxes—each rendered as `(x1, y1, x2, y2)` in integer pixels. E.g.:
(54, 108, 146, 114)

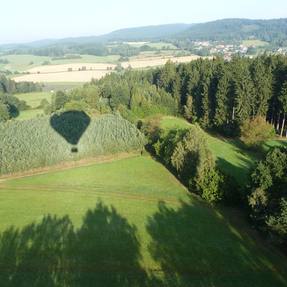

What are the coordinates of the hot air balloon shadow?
(50, 111, 91, 153)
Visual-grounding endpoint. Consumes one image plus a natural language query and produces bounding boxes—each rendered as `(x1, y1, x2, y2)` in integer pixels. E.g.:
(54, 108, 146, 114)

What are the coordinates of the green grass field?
(0, 54, 120, 72)
(14, 92, 52, 120)
(242, 40, 269, 47)
(0, 155, 286, 286)
(51, 54, 120, 65)
(0, 54, 51, 71)
(42, 82, 84, 91)
(159, 116, 287, 183)
(15, 92, 52, 108)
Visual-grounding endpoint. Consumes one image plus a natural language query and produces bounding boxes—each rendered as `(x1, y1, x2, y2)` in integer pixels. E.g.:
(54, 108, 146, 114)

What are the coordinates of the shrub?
(240, 116, 275, 147)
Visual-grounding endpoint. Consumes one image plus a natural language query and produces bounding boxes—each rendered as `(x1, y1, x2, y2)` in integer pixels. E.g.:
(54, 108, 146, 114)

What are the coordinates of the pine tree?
(214, 64, 231, 128)
(232, 59, 255, 122)
(279, 81, 287, 137)
(250, 57, 272, 117)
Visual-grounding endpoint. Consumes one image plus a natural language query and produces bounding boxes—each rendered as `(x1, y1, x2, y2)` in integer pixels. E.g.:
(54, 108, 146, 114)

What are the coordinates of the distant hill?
(0, 24, 192, 50)
(1, 18, 287, 54)
(175, 18, 287, 45)
(99, 23, 192, 41)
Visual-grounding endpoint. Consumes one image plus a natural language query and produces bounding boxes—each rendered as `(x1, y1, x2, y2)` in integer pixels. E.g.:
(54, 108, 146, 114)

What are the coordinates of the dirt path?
(0, 152, 139, 183)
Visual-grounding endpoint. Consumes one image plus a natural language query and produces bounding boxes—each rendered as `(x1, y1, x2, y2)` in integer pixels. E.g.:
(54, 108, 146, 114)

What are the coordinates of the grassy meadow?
(0, 54, 120, 72)
(0, 155, 287, 286)
(15, 92, 52, 108)
(13, 91, 52, 120)
(159, 116, 287, 184)
(242, 39, 269, 47)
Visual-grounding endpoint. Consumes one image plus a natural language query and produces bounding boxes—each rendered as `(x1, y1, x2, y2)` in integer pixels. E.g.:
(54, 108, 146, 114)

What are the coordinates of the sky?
(0, 0, 286, 44)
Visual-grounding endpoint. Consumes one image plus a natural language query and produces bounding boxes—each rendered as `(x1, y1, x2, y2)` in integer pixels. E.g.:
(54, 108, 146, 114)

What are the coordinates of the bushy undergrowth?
(0, 113, 145, 175)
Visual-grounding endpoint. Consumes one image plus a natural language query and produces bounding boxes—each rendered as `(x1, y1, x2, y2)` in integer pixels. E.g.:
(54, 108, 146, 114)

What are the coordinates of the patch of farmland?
(26, 63, 116, 74)
(121, 55, 201, 69)
(13, 70, 111, 83)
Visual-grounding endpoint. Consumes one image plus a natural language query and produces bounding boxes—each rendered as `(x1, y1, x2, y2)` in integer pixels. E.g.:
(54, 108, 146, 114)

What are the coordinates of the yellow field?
(26, 63, 116, 74)
(13, 70, 111, 83)
(122, 55, 201, 69)
(13, 55, 201, 83)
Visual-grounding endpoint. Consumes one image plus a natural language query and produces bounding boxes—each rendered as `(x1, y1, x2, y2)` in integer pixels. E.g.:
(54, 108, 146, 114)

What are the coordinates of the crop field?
(121, 55, 201, 69)
(26, 63, 116, 74)
(124, 41, 178, 49)
(12, 55, 201, 83)
(13, 70, 111, 83)
(0, 155, 286, 286)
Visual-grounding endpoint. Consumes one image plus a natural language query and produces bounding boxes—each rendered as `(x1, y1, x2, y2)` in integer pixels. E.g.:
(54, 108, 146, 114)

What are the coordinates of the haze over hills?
(1, 18, 287, 50)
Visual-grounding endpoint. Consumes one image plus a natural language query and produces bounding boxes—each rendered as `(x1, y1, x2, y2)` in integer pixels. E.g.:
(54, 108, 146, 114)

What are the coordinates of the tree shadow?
(0, 202, 150, 287)
(146, 200, 287, 287)
(215, 157, 252, 186)
(50, 111, 91, 153)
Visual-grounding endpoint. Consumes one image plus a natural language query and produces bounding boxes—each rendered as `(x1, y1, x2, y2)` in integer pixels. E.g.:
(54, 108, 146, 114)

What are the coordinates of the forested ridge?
(1, 18, 287, 57)
(175, 18, 287, 45)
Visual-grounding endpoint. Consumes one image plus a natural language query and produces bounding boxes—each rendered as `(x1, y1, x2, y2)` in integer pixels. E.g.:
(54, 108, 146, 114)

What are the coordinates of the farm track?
(0, 152, 139, 183)
(0, 183, 182, 205)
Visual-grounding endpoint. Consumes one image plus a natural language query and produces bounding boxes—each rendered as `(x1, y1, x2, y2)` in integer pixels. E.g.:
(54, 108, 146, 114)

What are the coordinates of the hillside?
(1, 18, 287, 51)
(100, 23, 192, 41)
(0, 156, 287, 286)
(0, 24, 192, 51)
(176, 18, 287, 45)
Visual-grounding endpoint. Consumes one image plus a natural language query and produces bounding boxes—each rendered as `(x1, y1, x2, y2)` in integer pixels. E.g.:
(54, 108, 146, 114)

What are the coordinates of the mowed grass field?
(0, 155, 287, 286)
(0, 54, 120, 72)
(15, 92, 52, 108)
(14, 91, 52, 120)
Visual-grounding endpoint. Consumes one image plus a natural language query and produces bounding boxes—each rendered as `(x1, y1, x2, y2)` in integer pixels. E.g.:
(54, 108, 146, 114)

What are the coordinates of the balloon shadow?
(50, 111, 91, 153)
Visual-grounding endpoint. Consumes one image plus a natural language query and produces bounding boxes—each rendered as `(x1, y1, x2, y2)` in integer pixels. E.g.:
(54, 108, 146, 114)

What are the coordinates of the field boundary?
(0, 152, 140, 183)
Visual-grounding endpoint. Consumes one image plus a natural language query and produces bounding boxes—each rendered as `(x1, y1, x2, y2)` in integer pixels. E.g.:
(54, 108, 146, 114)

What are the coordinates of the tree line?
(0, 75, 42, 122)
(50, 55, 287, 138)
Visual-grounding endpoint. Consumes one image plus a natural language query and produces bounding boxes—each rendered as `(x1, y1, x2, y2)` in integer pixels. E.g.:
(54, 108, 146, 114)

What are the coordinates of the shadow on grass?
(215, 157, 252, 186)
(146, 200, 287, 287)
(0, 201, 152, 287)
